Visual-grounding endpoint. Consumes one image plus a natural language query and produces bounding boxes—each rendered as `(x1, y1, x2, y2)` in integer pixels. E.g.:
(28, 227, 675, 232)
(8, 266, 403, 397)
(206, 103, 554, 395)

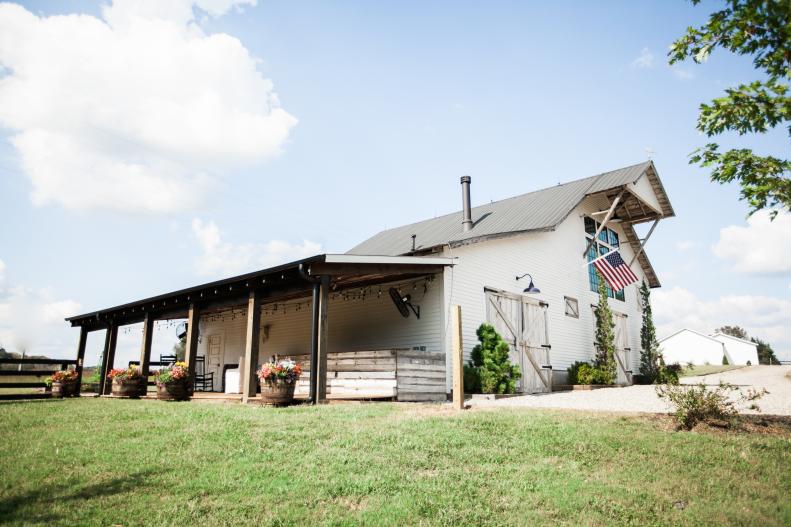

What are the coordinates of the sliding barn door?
(485, 289, 551, 393)
(613, 313, 631, 385)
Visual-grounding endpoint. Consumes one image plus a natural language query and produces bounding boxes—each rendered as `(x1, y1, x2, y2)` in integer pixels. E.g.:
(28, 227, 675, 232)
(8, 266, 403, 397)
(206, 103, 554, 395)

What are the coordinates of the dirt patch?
(642, 412, 791, 437)
(692, 414, 791, 437)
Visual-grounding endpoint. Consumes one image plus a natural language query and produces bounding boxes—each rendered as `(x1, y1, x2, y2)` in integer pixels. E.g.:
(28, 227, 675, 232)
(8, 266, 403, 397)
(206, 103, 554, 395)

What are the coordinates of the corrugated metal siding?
(197, 276, 446, 389)
(348, 161, 655, 256)
(440, 196, 649, 387)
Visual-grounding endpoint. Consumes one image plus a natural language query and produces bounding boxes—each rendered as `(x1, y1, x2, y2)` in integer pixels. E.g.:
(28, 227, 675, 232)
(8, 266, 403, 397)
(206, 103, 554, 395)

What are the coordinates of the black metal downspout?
(299, 264, 321, 405)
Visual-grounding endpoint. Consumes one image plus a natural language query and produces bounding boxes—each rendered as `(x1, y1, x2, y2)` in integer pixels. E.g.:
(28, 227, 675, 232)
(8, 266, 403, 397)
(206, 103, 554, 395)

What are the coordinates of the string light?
(118, 276, 435, 328)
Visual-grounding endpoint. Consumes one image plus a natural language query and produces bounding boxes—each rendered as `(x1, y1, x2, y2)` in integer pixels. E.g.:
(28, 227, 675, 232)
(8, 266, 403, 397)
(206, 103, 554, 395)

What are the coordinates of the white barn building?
(712, 333, 759, 365)
(659, 329, 727, 366)
(658, 329, 760, 366)
(67, 161, 675, 400)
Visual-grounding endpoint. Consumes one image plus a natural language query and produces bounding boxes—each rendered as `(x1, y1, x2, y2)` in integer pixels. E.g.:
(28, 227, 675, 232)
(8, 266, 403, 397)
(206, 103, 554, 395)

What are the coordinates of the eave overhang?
(65, 254, 454, 330)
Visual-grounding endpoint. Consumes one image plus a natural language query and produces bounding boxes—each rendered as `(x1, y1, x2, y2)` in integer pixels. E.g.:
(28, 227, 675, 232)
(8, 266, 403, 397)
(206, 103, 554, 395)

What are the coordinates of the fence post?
(452, 304, 465, 410)
(74, 326, 89, 396)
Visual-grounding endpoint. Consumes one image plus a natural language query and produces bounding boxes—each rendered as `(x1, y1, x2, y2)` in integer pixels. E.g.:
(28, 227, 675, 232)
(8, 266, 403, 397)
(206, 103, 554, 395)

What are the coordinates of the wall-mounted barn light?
(515, 273, 541, 294)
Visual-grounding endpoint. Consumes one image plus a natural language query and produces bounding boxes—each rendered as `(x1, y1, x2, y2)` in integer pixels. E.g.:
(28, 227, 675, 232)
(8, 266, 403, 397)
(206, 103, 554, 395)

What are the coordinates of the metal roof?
(348, 161, 671, 256)
(66, 254, 454, 328)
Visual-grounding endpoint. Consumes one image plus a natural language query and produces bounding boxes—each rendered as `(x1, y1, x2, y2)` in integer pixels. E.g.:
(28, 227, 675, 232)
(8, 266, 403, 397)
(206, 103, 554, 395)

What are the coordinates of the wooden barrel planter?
(111, 378, 142, 398)
(157, 382, 189, 401)
(260, 380, 296, 406)
(51, 381, 78, 398)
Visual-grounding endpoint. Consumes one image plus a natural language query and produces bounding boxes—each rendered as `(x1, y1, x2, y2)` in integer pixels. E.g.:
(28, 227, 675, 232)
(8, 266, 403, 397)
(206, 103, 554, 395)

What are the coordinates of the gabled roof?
(660, 328, 725, 345)
(712, 332, 758, 348)
(348, 161, 674, 286)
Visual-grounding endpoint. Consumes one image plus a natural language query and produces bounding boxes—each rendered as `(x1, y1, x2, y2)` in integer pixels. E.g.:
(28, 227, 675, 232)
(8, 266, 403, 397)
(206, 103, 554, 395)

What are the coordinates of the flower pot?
(111, 377, 142, 398)
(260, 379, 296, 406)
(51, 380, 78, 398)
(157, 381, 189, 401)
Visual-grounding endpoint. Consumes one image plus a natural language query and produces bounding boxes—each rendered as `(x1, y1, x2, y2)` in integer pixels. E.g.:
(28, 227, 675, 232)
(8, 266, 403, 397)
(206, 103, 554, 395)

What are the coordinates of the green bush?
(465, 323, 521, 394)
(566, 361, 588, 385)
(576, 363, 612, 385)
(656, 381, 767, 430)
(656, 362, 681, 385)
(567, 360, 616, 385)
(722, 354, 729, 365)
(463, 364, 481, 394)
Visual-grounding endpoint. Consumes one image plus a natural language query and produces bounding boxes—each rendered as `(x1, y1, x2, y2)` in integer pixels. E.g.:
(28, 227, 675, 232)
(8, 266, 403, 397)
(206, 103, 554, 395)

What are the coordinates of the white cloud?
(191, 218, 321, 278)
(675, 240, 696, 252)
(631, 47, 654, 69)
(0, 0, 296, 213)
(671, 66, 694, 80)
(713, 210, 791, 275)
(0, 258, 5, 285)
(0, 282, 81, 358)
(653, 286, 791, 359)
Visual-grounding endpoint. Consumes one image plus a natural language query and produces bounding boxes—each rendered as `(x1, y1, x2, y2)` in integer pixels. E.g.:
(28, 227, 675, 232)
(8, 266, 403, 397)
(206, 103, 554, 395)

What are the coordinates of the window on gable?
(585, 217, 625, 301)
(564, 297, 579, 318)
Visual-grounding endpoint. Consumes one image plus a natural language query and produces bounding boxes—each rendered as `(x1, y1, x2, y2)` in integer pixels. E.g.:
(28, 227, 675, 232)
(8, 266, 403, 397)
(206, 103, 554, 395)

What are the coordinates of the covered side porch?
(65, 254, 454, 403)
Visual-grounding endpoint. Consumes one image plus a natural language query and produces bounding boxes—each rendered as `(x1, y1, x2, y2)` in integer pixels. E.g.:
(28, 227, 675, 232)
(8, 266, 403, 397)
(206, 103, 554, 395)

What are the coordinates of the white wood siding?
(630, 174, 663, 215)
(197, 276, 446, 381)
(440, 197, 649, 388)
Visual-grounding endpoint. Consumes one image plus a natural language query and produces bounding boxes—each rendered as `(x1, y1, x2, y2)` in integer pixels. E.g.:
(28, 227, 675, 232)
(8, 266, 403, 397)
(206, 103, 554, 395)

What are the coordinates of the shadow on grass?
(0, 469, 162, 524)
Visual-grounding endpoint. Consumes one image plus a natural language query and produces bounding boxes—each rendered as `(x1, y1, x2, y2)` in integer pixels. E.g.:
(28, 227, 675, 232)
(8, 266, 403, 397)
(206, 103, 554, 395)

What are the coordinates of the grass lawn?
(0, 400, 789, 526)
(679, 364, 745, 378)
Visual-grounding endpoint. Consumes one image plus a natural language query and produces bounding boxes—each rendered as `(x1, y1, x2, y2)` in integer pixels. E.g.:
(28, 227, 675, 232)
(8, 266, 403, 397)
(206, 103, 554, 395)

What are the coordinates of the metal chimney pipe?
(460, 175, 473, 231)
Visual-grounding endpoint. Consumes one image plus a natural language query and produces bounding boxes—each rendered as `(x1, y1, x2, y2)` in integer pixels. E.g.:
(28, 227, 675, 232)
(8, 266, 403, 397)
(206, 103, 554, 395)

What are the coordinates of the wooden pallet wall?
(290, 349, 446, 402)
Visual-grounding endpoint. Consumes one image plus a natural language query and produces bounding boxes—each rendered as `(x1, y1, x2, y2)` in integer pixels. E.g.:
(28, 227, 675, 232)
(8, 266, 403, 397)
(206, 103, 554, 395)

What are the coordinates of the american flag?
(592, 250, 638, 291)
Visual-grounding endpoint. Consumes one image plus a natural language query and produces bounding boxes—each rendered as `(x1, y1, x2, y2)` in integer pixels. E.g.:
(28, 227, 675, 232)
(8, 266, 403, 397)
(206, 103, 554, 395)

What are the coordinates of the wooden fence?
(0, 358, 78, 400)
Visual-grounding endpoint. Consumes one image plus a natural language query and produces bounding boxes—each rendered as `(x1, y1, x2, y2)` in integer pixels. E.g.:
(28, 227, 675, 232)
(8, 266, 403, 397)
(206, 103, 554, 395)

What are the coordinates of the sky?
(0, 0, 789, 366)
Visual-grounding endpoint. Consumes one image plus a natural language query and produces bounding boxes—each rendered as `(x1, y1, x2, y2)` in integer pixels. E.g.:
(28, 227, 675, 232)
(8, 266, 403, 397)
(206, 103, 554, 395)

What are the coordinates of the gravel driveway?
(468, 365, 791, 416)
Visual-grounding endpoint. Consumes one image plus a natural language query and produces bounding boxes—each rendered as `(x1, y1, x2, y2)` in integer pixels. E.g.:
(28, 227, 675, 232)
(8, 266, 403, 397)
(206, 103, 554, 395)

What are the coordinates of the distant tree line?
(0, 347, 55, 371)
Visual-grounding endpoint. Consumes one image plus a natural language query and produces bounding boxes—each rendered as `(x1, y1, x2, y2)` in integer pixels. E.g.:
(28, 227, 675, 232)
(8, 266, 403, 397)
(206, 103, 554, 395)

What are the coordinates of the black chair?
(194, 356, 214, 392)
(159, 354, 177, 366)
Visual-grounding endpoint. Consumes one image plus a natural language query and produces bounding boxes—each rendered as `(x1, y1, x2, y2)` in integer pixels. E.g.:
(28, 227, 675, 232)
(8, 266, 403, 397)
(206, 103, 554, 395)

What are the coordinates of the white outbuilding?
(659, 329, 726, 366)
(712, 333, 760, 365)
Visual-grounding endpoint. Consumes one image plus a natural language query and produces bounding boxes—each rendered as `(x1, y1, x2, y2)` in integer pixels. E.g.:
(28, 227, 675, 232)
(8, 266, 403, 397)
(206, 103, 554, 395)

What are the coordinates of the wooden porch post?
(73, 326, 89, 396)
(315, 275, 330, 402)
(184, 303, 201, 395)
(101, 324, 118, 395)
(139, 313, 154, 396)
(242, 290, 262, 403)
(451, 305, 464, 410)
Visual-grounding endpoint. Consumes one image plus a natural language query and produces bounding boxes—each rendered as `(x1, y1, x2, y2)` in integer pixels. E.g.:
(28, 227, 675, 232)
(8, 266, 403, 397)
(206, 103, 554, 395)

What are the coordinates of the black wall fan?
(176, 321, 188, 340)
(388, 287, 420, 319)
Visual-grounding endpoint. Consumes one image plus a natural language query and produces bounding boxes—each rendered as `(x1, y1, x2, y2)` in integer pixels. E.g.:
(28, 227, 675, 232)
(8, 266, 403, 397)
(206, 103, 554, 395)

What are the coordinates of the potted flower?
(47, 369, 79, 398)
(155, 361, 190, 401)
(107, 366, 144, 397)
(257, 358, 302, 406)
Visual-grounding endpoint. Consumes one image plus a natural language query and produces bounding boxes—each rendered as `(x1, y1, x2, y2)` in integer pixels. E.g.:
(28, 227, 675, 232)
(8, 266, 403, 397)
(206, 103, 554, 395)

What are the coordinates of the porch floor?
(93, 391, 396, 404)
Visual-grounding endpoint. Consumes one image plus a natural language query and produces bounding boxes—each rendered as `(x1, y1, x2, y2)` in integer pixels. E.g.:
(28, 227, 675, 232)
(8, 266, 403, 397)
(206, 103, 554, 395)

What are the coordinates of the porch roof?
(65, 254, 453, 330)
